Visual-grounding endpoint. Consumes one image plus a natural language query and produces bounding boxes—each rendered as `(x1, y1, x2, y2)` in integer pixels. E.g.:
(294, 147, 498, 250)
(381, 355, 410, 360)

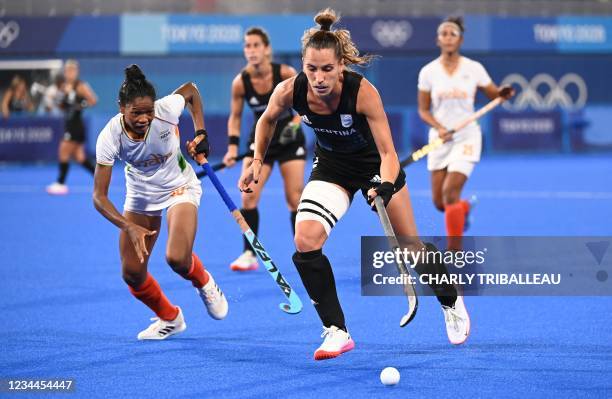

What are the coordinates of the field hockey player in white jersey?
(93, 64, 228, 340)
(417, 17, 514, 250)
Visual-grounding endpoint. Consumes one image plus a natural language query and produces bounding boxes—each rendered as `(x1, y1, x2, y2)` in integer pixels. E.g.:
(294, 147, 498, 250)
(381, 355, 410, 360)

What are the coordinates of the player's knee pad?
(296, 180, 350, 236)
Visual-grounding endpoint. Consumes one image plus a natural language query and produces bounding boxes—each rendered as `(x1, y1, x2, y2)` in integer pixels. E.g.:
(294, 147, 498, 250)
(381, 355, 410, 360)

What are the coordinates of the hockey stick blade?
(242, 227, 303, 314)
(374, 196, 418, 327)
(201, 162, 302, 314)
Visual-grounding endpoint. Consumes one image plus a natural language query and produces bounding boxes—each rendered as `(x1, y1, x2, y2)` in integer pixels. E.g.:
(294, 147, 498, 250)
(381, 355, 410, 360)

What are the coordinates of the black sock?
(241, 208, 259, 252)
(413, 242, 458, 307)
(292, 249, 345, 329)
(290, 211, 297, 235)
(81, 158, 96, 175)
(57, 162, 69, 184)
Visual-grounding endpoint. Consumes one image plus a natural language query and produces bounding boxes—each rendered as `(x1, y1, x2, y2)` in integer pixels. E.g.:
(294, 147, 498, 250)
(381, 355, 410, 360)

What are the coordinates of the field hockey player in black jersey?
(239, 9, 468, 360)
(222, 27, 307, 272)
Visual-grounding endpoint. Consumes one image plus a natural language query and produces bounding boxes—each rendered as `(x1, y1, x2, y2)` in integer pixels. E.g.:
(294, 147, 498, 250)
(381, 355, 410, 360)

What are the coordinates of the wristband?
(228, 135, 240, 146)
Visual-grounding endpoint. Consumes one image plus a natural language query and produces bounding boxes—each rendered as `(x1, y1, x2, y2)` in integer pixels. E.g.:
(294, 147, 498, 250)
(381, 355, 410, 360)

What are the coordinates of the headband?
(437, 21, 462, 36)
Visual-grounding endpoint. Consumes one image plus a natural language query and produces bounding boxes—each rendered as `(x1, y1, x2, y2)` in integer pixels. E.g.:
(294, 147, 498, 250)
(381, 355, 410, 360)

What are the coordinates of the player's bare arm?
(223, 74, 246, 166)
(357, 78, 400, 186)
(93, 164, 156, 263)
(280, 65, 302, 125)
(173, 82, 205, 132)
(239, 76, 295, 192)
(418, 90, 452, 141)
(254, 76, 296, 158)
(481, 82, 515, 101)
(78, 82, 98, 108)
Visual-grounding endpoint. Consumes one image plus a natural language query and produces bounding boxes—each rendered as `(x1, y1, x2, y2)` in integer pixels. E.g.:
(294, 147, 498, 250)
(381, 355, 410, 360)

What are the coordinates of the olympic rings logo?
(500, 73, 587, 111)
(371, 20, 412, 47)
(0, 21, 19, 48)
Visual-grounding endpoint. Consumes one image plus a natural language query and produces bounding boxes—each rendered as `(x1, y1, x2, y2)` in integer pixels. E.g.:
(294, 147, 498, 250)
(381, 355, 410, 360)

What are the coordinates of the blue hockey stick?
(201, 161, 302, 314)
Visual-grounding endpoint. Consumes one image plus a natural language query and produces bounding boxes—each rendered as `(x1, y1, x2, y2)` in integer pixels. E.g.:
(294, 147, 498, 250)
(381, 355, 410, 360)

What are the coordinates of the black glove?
(278, 123, 300, 146)
(194, 129, 210, 158)
(498, 85, 515, 100)
(368, 181, 395, 210)
(78, 99, 89, 110)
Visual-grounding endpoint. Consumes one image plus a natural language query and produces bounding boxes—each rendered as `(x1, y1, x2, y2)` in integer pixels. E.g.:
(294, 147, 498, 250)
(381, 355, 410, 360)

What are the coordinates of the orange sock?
(445, 202, 466, 236)
(445, 201, 470, 251)
(129, 274, 179, 321)
(186, 253, 210, 288)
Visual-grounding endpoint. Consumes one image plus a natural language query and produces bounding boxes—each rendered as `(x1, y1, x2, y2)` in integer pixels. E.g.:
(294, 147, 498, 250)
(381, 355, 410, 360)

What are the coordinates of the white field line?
(1, 184, 611, 200)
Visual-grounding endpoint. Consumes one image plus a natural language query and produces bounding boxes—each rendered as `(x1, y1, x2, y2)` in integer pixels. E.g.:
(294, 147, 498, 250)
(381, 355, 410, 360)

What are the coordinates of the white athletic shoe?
(230, 250, 259, 271)
(442, 295, 471, 345)
(137, 306, 187, 340)
(46, 182, 68, 195)
(314, 325, 355, 361)
(196, 270, 228, 320)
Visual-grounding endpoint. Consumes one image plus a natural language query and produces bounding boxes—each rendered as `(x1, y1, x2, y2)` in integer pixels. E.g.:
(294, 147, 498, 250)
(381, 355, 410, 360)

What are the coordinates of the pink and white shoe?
(314, 325, 355, 361)
(230, 250, 259, 272)
(442, 295, 471, 345)
(46, 182, 68, 195)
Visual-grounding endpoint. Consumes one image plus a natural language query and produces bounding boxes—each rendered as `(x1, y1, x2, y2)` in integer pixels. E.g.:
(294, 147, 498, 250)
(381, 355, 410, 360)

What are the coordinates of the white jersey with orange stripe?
(95, 94, 199, 203)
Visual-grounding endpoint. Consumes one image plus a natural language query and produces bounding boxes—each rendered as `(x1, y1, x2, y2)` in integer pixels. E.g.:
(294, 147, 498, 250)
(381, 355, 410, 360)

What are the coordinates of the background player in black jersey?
(47, 59, 98, 195)
(239, 9, 469, 361)
(222, 27, 307, 271)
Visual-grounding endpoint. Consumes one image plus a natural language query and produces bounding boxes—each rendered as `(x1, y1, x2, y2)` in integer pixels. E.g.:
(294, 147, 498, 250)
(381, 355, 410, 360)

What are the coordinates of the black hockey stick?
(373, 196, 418, 327)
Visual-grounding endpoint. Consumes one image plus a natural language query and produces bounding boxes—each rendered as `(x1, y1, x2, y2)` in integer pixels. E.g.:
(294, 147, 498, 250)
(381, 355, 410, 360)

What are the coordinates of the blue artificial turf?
(1, 155, 611, 398)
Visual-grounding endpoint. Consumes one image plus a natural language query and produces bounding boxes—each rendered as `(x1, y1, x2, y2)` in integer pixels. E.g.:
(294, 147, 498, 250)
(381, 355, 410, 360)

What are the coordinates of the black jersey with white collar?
(242, 63, 282, 119)
(292, 70, 379, 160)
(242, 63, 292, 145)
(293, 70, 402, 187)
